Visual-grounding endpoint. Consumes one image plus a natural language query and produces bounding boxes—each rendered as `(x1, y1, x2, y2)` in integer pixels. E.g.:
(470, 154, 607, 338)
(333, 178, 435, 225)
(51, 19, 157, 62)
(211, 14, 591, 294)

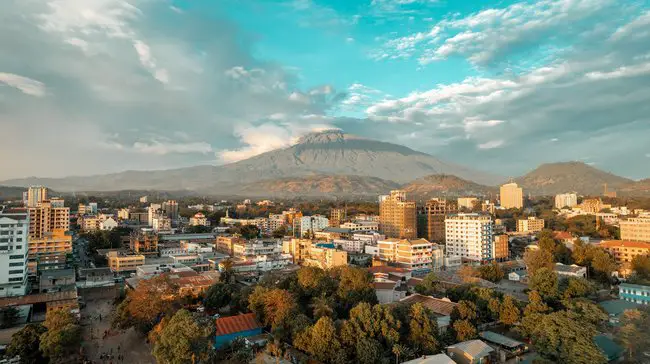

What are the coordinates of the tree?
(571, 239, 590, 266)
(408, 303, 440, 354)
(618, 309, 650, 361)
(477, 262, 504, 283)
(248, 287, 297, 331)
(529, 268, 559, 302)
(219, 258, 235, 284)
(524, 248, 554, 275)
(272, 226, 288, 238)
(451, 301, 478, 322)
(0, 306, 21, 328)
(240, 224, 260, 239)
(519, 290, 550, 338)
(6, 323, 47, 364)
(631, 255, 650, 280)
(458, 265, 478, 283)
(335, 267, 377, 309)
(590, 248, 617, 281)
(452, 320, 477, 342)
(151, 309, 213, 364)
(39, 309, 82, 364)
(294, 317, 342, 364)
(340, 302, 401, 349)
(560, 277, 595, 300)
(488, 298, 501, 321)
(310, 294, 335, 320)
(499, 295, 520, 326)
(415, 272, 440, 295)
(203, 282, 232, 311)
(356, 338, 383, 364)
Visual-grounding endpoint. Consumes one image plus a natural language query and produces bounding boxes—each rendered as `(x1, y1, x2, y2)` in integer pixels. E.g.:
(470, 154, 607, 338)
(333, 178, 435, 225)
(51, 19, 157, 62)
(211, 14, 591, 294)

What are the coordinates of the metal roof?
(215, 313, 261, 336)
(479, 331, 525, 349)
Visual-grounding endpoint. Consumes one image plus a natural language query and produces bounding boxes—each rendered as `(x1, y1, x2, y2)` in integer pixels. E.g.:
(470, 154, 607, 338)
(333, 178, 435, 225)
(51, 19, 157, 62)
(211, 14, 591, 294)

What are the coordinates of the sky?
(1, 0, 650, 181)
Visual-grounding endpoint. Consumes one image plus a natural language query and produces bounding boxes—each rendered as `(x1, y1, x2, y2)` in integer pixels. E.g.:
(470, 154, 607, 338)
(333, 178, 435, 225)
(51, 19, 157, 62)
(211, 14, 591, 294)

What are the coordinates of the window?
(9, 262, 23, 267)
(9, 270, 23, 275)
(8, 277, 23, 282)
(10, 254, 24, 259)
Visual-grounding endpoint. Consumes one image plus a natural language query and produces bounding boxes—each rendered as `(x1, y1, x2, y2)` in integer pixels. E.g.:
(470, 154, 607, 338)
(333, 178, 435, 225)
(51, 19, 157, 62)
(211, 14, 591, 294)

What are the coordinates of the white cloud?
(133, 40, 169, 84)
(585, 62, 650, 80)
(0, 73, 46, 97)
(218, 123, 295, 163)
(478, 140, 504, 149)
(132, 140, 213, 155)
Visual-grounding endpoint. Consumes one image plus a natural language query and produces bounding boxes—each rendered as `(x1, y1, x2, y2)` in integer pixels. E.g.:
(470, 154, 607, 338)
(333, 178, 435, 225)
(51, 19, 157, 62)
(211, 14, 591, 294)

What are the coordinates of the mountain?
(401, 174, 496, 199)
(514, 162, 634, 195)
(0, 130, 501, 192)
(224, 174, 400, 197)
(619, 179, 650, 197)
(0, 186, 26, 200)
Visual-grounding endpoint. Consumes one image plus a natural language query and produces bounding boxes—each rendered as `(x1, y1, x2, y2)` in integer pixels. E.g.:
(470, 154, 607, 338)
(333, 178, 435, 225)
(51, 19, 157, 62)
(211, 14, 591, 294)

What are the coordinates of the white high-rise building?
(0, 210, 30, 297)
(554, 193, 578, 209)
(26, 186, 47, 208)
(297, 215, 329, 238)
(445, 213, 494, 262)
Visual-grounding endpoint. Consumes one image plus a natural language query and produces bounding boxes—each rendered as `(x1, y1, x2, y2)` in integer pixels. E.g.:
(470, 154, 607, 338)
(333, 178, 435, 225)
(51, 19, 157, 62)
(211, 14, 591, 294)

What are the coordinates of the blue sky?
(1, 0, 650, 180)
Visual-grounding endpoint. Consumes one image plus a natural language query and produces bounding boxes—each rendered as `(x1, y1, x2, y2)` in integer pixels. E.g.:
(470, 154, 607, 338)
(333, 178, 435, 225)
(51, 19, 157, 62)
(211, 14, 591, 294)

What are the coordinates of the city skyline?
(1, 0, 650, 181)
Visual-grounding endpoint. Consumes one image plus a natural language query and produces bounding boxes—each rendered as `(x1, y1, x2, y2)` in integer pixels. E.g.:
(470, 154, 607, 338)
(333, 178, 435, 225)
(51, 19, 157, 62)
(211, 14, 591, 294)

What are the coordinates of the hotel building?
(379, 190, 417, 239)
(500, 182, 523, 209)
(445, 213, 494, 262)
(620, 218, 650, 242)
(377, 238, 434, 275)
(0, 210, 29, 297)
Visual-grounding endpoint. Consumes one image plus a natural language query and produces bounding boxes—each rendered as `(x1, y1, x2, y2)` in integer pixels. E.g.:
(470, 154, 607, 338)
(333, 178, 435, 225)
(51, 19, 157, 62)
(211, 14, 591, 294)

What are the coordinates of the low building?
(107, 251, 145, 273)
(619, 283, 650, 305)
(189, 213, 210, 227)
(398, 294, 458, 332)
(598, 299, 641, 325)
(553, 262, 587, 278)
(508, 271, 528, 282)
(457, 197, 478, 210)
(479, 331, 528, 358)
(136, 263, 194, 278)
(99, 217, 118, 231)
(517, 217, 545, 233)
(302, 243, 348, 269)
(598, 240, 650, 277)
(176, 271, 220, 297)
(28, 229, 73, 258)
(620, 217, 650, 242)
(214, 313, 263, 348)
(373, 280, 407, 304)
(39, 268, 75, 293)
(333, 239, 365, 253)
(402, 354, 455, 364)
(446, 340, 495, 364)
(215, 236, 244, 255)
(377, 238, 433, 275)
(130, 228, 159, 254)
(593, 334, 624, 363)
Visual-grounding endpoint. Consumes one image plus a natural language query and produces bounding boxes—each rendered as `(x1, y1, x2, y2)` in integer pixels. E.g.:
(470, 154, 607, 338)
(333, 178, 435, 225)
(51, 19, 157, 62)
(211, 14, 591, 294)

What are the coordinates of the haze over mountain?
(514, 162, 635, 196)
(401, 175, 497, 199)
(0, 130, 501, 192)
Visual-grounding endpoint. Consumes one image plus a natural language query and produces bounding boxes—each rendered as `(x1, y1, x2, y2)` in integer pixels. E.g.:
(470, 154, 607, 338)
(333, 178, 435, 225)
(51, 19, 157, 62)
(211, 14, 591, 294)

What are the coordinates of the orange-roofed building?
(214, 313, 263, 348)
(599, 240, 650, 277)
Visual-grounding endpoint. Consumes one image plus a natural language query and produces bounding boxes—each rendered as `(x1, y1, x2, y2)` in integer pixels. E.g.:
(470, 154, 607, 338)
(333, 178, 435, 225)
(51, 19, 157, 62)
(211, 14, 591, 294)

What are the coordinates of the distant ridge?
(401, 174, 496, 198)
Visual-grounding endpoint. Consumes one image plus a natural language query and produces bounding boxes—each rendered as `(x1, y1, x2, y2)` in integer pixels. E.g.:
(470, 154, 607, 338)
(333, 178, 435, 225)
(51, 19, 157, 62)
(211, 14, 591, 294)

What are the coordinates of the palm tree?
(393, 344, 407, 364)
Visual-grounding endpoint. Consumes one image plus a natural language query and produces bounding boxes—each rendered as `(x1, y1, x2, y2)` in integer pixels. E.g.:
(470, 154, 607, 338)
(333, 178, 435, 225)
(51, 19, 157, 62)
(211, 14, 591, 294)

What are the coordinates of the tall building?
(499, 182, 523, 209)
(330, 208, 347, 228)
(28, 200, 70, 240)
(162, 200, 179, 220)
(457, 197, 478, 211)
(379, 190, 417, 239)
(445, 213, 494, 262)
(554, 193, 578, 209)
(419, 198, 457, 243)
(493, 235, 509, 261)
(295, 215, 329, 238)
(148, 203, 162, 226)
(580, 198, 605, 214)
(377, 238, 433, 274)
(130, 228, 159, 253)
(26, 186, 48, 208)
(517, 217, 545, 233)
(0, 210, 30, 297)
(620, 218, 650, 242)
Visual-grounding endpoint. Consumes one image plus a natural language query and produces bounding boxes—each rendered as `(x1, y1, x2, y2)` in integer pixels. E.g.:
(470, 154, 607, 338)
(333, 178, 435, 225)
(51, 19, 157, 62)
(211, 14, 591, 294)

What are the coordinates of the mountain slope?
(221, 174, 400, 197)
(1, 130, 501, 192)
(401, 174, 496, 198)
(619, 179, 650, 197)
(514, 162, 634, 195)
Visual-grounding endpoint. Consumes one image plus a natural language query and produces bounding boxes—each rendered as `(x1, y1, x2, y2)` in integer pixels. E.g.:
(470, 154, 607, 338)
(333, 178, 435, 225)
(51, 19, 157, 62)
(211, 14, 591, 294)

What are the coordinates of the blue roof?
(315, 243, 336, 249)
(594, 334, 624, 361)
(159, 233, 216, 241)
(598, 299, 640, 316)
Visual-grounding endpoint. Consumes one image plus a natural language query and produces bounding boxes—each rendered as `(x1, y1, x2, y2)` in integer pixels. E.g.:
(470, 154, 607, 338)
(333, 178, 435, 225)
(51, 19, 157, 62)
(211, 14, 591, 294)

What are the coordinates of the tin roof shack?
(446, 340, 495, 364)
(214, 313, 262, 349)
(479, 331, 528, 359)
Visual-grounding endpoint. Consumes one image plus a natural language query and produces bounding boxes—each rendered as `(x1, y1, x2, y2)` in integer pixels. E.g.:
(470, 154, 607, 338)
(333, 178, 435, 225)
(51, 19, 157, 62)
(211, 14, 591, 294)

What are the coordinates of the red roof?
(553, 231, 574, 241)
(368, 266, 410, 274)
(599, 240, 650, 250)
(215, 313, 261, 336)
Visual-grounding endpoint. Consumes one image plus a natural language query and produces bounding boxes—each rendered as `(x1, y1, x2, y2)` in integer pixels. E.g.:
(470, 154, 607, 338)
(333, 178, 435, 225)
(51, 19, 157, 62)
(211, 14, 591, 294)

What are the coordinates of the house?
(619, 283, 650, 305)
(39, 269, 76, 293)
(374, 281, 407, 304)
(553, 263, 587, 278)
(593, 334, 624, 362)
(397, 294, 458, 332)
(214, 313, 263, 348)
(100, 217, 118, 231)
(479, 331, 528, 357)
(446, 340, 495, 364)
(402, 354, 455, 364)
(508, 270, 528, 282)
(598, 299, 641, 325)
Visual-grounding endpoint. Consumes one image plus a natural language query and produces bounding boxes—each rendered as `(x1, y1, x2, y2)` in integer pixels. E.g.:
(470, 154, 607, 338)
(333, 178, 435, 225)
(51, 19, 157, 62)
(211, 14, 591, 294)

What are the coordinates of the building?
(330, 208, 347, 228)
(553, 263, 587, 278)
(420, 198, 457, 243)
(500, 182, 523, 209)
(295, 215, 329, 238)
(282, 238, 313, 263)
(99, 217, 118, 231)
(447, 340, 495, 364)
(379, 190, 417, 239)
(599, 240, 650, 277)
(107, 251, 145, 273)
(78, 202, 98, 216)
(302, 243, 348, 269)
(117, 208, 130, 220)
(189, 212, 210, 227)
(493, 234, 509, 261)
(130, 229, 159, 254)
(620, 218, 650, 242)
(333, 239, 365, 253)
(457, 197, 478, 211)
(517, 217, 545, 233)
(377, 238, 434, 275)
(26, 186, 48, 208)
(214, 313, 263, 348)
(152, 215, 172, 232)
(78, 215, 100, 232)
(162, 200, 179, 220)
(555, 193, 578, 209)
(28, 229, 72, 258)
(479, 331, 528, 357)
(580, 198, 604, 214)
(147, 203, 162, 226)
(28, 200, 70, 240)
(139, 196, 148, 203)
(402, 354, 455, 364)
(215, 235, 244, 255)
(39, 268, 76, 293)
(619, 283, 650, 305)
(445, 213, 494, 262)
(398, 294, 458, 332)
(0, 210, 29, 297)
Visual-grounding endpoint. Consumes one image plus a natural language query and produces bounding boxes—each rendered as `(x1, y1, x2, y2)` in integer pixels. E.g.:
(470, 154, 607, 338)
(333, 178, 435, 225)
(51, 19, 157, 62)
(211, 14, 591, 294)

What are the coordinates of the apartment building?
(517, 217, 545, 233)
(419, 198, 457, 243)
(215, 235, 244, 255)
(302, 243, 348, 269)
(619, 283, 650, 305)
(580, 198, 606, 214)
(377, 238, 433, 274)
(620, 218, 650, 242)
(117, 208, 130, 220)
(0, 210, 29, 297)
(232, 239, 282, 257)
(162, 200, 179, 220)
(340, 221, 379, 232)
(295, 215, 329, 238)
(28, 200, 70, 240)
(379, 190, 417, 239)
(330, 208, 347, 228)
(108, 251, 145, 273)
(78, 202, 98, 216)
(189, 212, 210, 227)
(457, 197, 478, 211)
(555, 193, 578, 209)
(130, 228, 159, 254)
(493, 235, 509, 261)
(599, 240, 650, 277)
(152, 215, 172, 232)
(500, 182, 523, 209)
(445, 213, 494, 262)
(282, 238, 313, 264)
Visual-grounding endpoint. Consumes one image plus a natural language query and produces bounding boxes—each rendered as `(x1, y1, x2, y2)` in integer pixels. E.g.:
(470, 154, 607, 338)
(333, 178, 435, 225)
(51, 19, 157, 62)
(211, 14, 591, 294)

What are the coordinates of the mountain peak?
(295, 129, 362, 145)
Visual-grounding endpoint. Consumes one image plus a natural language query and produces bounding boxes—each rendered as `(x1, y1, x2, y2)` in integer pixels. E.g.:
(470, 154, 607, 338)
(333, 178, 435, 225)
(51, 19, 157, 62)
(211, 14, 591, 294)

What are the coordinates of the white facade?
(299, 215, 329, 237)
(233, 239, 282, 257)
(555, 193, 578, 209)
(333, 239, 365, 253)
(443, 255, 462, 270)
(431, 245, 444, 271)
(148, 203, 162, 226)
(189, 213, 210, 227)
(353, 232, 385, 244)
(365, 245, 379, 256)
(100, 217, 118, 231)
(152, 215, 172, 232)
(0, 211, 29, 297)
(340, 221, 379, 232)
(231, 254, 292, 273)
(445, 213, 494, 261)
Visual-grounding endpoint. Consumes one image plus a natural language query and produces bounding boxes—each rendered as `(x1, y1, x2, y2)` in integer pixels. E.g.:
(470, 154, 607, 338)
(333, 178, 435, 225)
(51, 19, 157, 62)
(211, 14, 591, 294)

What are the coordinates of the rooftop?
(479, 331, 526, 349)
(0, 290, 78, 308)
(599, 240, 650, 250)
(215, 313, 261, 336)
(402, 354, 455, 364)
(598, 299, 641, 316)
(398, 294, 458, 316)
(448, 339, 494, 359)
(39, 268, 75, 279)
(554, 263, 586, 273)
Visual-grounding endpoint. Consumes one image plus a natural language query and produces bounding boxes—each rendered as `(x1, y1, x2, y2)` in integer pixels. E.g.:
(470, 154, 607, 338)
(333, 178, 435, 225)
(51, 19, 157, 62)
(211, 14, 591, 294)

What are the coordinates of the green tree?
(560, 277, 596, 300)
(219, 258, 235, 284)
(415, 272, 440, 295)
(203, 282, 232, 311)
(519, 290, 550, 338)
(151, 309, 213, 364)
(590, 248, 617, 281)
(529, 268, 559, 302)
(499, 295, 520, 326)
(272, 226, 288, 238)
(239, 224, 260, 239)
(39, 310, 82, 364)
(0, 306, 21, 328)
(571, 239, 590, 266)
(618, 309, 650, 361)
(477, 262, 504, 283)
(488, 298, 501, 321)
(340, 303, 401, 349)
(294, 317, 342, 364)
(451, 300, 478, 322)
(524, 248, 554, 275)
(335, 266, 377, 310)
(408, 303, 440, 354)
(356, 338, 383, 364)
(310, 294, 335, 320)
(6, 323, 47, 364)
(452, 320, 477, 342)
(248, 287, 297, 331)
(631, 255, 650, 280)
